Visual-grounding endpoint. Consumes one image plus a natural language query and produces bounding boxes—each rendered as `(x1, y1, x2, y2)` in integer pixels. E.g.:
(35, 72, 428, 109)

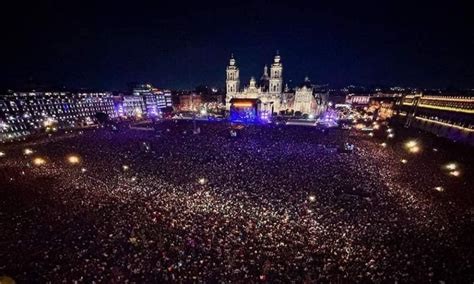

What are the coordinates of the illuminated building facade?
(0, 91, 116, 142)
(396, 93, 474, 145)
(179, 94, 202, 111)
(225, 53, 325, 116)
(0, 86, 174, 142)
(130, 84, 172, 117)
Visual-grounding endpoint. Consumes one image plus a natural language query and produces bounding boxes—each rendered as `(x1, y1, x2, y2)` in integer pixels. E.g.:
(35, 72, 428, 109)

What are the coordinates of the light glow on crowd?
(67, 155, 81, 165)
(32, 157, 47, 166)
(405, 140, 420, 153)
(434, 186, 445, 192)
(449, 170, 460, 177)
(445, 163, 457, 170)
(23, 148, 34, 155)
(408, 146, 420, 153)
(405, 140, 417, 148)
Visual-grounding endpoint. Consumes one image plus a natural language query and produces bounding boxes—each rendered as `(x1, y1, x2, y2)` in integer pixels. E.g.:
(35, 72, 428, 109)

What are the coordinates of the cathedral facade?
(225, 53, 325, 115)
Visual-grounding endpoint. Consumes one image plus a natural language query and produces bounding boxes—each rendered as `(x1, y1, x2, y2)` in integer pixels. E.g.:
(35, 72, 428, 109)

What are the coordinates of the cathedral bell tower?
(226, 54, 240, 96)
(269, 51, 283, 94)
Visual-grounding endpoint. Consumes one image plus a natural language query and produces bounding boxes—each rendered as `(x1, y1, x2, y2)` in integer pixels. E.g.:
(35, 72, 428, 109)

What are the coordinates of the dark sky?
(1, 0, 473, 90)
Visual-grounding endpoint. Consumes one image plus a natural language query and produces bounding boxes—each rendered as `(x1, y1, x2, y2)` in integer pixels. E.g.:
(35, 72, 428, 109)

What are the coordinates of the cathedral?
(225, 52, 326, 115)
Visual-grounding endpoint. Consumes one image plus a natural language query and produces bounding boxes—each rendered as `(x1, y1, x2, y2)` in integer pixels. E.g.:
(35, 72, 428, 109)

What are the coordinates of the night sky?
(1, 1, 473, 90)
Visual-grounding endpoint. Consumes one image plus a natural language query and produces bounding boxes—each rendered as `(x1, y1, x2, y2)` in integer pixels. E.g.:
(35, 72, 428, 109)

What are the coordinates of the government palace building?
(225, 52, 328, 116)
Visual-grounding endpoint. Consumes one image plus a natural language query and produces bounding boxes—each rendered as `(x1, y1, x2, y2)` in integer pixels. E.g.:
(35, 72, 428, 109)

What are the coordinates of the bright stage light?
(200, 109, 207, 115)
(23, 148, 33, 155)
(308, 114, 315, 119)
(33, 157, 46, 166)
(67, 155, 81, 164)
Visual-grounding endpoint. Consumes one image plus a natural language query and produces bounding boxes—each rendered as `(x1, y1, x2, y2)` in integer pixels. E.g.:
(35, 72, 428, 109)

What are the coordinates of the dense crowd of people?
(0, 120, 473, 282)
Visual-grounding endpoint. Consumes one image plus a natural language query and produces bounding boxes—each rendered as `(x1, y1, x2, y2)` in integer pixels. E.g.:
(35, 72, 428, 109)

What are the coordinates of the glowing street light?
(33, 157, 46, 166)
(23, 148, 34, 155)
(67, 155, 81, 165)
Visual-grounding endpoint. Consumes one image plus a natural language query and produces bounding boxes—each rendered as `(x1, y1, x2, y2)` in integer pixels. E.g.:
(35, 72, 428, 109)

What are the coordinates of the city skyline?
(1, 1, 473, 90)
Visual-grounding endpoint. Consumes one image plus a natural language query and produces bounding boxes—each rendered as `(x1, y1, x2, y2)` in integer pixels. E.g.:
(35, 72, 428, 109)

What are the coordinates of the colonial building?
(225, 53, 325, 115)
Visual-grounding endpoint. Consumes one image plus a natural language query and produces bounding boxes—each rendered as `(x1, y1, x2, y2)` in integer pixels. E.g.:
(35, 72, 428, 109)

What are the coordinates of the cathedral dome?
(299, 76, 313, 89)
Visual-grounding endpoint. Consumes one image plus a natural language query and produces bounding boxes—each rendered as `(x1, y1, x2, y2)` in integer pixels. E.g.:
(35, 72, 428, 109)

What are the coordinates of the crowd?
(0, 120, 473, 283)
